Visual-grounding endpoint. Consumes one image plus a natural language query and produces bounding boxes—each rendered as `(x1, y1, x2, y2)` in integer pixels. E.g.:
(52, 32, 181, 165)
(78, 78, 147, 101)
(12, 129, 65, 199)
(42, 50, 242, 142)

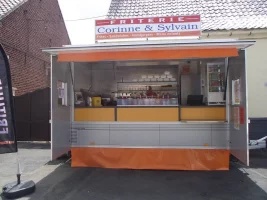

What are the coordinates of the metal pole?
(16, 152, 21, 185)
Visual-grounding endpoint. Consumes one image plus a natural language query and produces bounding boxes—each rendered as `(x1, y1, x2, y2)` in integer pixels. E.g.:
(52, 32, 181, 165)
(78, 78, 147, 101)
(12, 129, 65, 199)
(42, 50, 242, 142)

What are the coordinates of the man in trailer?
(146, 86, 157, 97)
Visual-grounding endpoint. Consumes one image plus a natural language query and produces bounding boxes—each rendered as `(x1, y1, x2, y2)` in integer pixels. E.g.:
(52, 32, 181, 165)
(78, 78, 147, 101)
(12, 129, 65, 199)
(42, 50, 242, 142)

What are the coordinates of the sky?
(58, 0, 112, 45)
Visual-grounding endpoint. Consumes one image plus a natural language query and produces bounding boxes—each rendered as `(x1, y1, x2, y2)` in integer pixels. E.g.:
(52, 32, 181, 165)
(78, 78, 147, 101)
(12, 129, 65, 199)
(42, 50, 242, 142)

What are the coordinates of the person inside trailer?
(146, 86, 157, 97)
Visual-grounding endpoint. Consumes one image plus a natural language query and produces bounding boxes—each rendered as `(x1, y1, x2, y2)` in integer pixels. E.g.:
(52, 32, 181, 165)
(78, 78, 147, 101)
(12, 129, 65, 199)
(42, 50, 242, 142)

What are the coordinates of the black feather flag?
(0, 44, 17, 154)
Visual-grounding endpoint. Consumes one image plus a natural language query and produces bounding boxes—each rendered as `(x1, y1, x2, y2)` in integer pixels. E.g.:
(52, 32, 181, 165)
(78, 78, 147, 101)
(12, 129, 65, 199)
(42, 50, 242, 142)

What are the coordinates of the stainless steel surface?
(211, 124, 229, 147)
(160, 128, 210, 146)
(72, 121, 227, 125)
(51, 56, 71, 160)
(70, 145, 227, 149)
(181, 74, 201, 105)
(71, 122, 229, 149)
(117, 105, 178, 107)
(180, 121, 227, 123)
(117, 81, 177, 86)
(79, 129, 109, 145)
(229, 50, 249, 165)
(110, 130, 159, 146)
(71, 62, 75, 122)
(42, 39, 256, 54)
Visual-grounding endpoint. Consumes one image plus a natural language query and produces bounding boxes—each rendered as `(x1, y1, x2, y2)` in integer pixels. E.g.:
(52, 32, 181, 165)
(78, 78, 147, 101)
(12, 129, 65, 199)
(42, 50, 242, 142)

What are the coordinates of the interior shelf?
(117, 89, 177, 92)
(117, 81, 178, 86)
(207, 63, 226, 105)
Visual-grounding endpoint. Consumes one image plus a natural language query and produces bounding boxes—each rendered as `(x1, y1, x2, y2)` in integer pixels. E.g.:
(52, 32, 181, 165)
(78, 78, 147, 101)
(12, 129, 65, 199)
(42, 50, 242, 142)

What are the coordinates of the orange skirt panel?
(71, 147, 229, 170)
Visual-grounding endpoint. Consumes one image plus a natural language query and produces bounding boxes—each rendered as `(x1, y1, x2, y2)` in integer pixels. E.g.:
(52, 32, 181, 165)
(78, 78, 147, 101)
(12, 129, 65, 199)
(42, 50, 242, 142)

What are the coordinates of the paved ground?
(1, 143, 267, 200)
(0, 142, 50, 180)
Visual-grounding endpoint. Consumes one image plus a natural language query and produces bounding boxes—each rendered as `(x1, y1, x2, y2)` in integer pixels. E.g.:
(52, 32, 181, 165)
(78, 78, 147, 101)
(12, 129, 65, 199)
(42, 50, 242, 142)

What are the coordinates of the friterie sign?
(95, 15, 201, 40)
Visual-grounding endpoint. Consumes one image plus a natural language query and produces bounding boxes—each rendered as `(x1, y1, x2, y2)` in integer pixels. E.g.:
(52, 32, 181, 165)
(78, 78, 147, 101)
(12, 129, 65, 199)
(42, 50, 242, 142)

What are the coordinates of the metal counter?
(71, 121, 229, 149)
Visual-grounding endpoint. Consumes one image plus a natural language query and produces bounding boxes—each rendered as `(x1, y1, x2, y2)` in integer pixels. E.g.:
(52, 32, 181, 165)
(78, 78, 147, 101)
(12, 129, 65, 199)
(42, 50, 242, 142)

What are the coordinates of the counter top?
(75, 106, 116, 108)
(179, 105, 225, 108)
(75, 105, 179, 108)
(73, 121, 228, 125)
(117, 105, 178, 108)
(75, 105, 225, 108)
(180, 120, 227, 123)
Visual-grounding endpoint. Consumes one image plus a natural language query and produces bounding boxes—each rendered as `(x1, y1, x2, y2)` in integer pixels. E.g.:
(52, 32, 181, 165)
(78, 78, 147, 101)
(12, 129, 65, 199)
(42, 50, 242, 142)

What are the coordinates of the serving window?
(73, 58, 227, 122)
(74, 61, 180, 107)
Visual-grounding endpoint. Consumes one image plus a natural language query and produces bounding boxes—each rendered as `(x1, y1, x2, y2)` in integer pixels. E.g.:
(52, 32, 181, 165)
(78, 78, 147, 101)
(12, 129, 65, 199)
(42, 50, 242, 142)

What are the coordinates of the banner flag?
(0, 44, 17, 154)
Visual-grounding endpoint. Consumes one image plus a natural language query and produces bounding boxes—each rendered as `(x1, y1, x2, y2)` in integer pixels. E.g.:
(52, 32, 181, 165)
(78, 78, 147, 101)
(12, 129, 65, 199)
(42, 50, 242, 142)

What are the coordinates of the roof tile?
(0, 0, 27, 19)
(107, 0, 267, 30)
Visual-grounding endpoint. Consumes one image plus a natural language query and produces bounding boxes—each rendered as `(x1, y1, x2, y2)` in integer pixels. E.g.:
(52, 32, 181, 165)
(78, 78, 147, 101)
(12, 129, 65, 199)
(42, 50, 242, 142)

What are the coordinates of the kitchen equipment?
(127, 98, 133, 105)
(163, 98, 170, 105)
(141, 75, 147, 79)
(181, 74, 201, 105)
(155, 98, 161, 105)
(117, 98, 122, 105)
(144, 98, 150, 105)
(101, 98, 109, 106)
(132, 98, 138, 105)
(138, 98, 144, 105)
(87, 97, 92, 106)
(92, 97, 102, 107)
(164, 71, 170, 75)
(150, 98, 156, 105)
(121, 97, 127, 105)
(170, 98, 178, 105)
(164, 78, 170, 81)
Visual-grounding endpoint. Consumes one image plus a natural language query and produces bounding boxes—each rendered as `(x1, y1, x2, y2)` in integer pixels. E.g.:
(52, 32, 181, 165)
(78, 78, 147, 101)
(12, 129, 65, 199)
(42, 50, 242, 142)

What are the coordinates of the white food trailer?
(43, 38, 257, 170)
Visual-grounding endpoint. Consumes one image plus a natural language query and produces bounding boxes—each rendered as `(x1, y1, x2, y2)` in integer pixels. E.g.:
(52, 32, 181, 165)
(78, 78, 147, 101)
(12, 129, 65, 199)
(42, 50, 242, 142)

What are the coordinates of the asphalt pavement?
(0, 142, 267, 200)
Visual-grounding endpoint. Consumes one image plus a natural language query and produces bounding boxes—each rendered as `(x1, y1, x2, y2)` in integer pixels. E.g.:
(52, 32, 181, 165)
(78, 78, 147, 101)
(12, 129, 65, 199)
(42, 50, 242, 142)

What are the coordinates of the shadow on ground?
(45, 154, 70, 166)
(19, 161, 267, 200)
(250, 149, 267, 168)
(17, 142, 51, 150)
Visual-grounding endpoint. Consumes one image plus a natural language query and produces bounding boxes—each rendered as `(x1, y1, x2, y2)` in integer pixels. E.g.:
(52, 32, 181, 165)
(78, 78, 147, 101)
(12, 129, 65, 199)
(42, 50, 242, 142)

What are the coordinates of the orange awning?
(42, 39, 255, 62)
(58, 47, 238, 62)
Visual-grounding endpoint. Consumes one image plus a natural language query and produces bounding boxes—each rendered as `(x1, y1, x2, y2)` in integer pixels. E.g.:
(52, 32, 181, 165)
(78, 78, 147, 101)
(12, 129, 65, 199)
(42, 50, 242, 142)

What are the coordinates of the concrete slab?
(0, 142, 51, 193)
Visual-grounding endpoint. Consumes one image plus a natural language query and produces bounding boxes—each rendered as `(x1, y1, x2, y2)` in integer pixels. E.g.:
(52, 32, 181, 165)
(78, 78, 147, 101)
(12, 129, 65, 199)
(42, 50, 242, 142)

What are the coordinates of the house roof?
(0, 0, 27, 20)
(107, 0, 267, 31)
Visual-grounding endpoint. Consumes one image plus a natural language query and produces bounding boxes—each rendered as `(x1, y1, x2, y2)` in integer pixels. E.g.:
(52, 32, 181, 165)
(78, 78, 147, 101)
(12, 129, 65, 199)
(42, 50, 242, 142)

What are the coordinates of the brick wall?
(0, 0, 70, 95)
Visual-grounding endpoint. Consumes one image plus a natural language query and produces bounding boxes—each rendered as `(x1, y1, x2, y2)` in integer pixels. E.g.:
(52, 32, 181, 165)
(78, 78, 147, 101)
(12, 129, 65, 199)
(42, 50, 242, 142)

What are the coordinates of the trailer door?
(228, 50, 249, 165)
(51, 56, 72, 160)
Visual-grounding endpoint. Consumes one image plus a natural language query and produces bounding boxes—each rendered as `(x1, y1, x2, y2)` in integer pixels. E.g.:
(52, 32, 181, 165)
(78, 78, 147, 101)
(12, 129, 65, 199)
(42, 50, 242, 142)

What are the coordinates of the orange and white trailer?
(43, 38, 256, 170)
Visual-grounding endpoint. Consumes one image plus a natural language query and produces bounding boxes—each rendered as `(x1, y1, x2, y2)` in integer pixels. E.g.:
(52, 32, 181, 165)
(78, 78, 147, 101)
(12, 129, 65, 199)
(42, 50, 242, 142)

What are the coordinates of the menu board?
(232, 79, 241, 105)
(57, 81, 67, 106)
(234, 107, 240, 130)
